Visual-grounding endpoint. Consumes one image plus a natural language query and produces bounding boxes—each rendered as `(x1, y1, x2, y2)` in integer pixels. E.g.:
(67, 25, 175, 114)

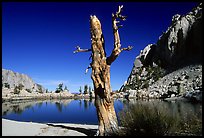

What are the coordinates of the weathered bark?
(89, 15, 118, 136)
(74, 5, 132, 136)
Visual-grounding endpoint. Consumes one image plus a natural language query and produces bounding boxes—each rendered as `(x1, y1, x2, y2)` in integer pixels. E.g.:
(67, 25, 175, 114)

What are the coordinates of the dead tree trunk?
(74, 5, 132, 136)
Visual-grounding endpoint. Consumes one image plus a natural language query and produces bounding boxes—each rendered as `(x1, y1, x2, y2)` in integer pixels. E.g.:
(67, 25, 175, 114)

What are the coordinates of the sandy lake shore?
(2, 119, 98, 136)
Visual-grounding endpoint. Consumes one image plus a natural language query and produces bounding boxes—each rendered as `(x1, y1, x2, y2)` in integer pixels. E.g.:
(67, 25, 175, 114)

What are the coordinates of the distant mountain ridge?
(2, 69, 45, 93)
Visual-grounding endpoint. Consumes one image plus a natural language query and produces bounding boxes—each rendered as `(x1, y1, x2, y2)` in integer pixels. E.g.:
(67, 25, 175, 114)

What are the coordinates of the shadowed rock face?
(2, 69, 45, 93)
(137, 3, 202, 69)
(121, 3, 202, 102)
(156, 3, 202, 69)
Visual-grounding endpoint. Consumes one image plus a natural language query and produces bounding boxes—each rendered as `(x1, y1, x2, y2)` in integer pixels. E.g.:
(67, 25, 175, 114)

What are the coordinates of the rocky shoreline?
(2, 87, 95, 102)
(124, 64, 202, 103)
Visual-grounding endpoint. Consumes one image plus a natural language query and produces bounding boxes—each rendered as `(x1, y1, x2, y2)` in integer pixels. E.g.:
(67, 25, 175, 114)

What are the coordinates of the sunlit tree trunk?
(74, 5, 132, 136)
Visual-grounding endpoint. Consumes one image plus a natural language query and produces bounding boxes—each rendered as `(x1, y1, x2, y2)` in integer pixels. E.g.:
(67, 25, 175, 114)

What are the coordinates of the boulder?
(127, 90, 137, 98)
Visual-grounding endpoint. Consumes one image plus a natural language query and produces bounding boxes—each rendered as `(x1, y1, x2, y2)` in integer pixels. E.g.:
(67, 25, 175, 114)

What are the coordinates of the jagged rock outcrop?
(120, 3, 202, 102)
(148, 64, 202, 101)
(2, 69, 45, 93)
(156, 3, 202, 68)
(120, 43, 165, 92)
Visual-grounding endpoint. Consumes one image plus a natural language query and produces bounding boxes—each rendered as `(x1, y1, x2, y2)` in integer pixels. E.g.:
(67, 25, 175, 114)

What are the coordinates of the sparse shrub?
(38, 86, 43, 93)
(18, 83, 24, 90)
(26, 88, 32, 93)
(55, 89, 60, 93)
(118, 103, 175, 136)
(13, 84, 24, 94)
(4, 83, 10, 89)
(141, 80, 149, 89)
(117, 103, 202, 136)
(169, 113, 202, 136)
(152, 66, 164, 81)
(14, 85, 21, 94)
(123, 85, 132, 91)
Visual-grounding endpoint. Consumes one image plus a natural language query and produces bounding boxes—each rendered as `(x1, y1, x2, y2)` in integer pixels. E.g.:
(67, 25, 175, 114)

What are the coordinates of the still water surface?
(2, 99, 202, 125)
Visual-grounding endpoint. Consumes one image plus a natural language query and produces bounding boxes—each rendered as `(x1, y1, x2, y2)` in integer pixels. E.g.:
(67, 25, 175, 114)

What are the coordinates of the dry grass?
(117, 102, 202, 136)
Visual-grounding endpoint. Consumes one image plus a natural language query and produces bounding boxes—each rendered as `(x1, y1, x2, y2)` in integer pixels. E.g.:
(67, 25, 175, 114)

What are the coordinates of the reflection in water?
(77, 99, 94, 110)
(13, 105, 23, 115)
(121, 99, 202, 120)
(2, 100, 38, 116)
(89, 99, 93, 107)
(37, 102, 43, 108)
(2, 98, 202, 124)
(84, 99, 88, 110)
(55, 102, 63, 112)
(79, 100, 82, 108)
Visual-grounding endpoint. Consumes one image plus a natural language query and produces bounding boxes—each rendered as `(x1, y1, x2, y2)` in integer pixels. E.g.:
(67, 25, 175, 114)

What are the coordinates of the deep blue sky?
(2, 2, 199, 93)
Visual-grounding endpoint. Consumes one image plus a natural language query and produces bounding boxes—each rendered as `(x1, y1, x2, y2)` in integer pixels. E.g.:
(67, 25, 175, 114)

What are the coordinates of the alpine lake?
(2, 98, 202, 125)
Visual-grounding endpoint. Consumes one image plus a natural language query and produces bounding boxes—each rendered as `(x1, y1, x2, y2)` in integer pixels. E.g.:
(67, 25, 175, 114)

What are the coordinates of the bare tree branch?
(73, 46, 92, 53)
(121, 46, 133, 51)
(115, 5, 127, 21)
(107, 5, 132, 65)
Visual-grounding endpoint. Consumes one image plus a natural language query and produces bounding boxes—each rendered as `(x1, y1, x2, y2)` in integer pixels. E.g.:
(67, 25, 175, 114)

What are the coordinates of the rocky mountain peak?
(120, 3, 202, 102)
(156, 3, 202, 68)
(2, 69, 45, 93)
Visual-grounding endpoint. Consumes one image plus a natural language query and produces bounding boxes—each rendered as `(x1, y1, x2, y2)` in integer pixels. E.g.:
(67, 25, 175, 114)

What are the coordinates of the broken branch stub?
(73, 46, 92, 53)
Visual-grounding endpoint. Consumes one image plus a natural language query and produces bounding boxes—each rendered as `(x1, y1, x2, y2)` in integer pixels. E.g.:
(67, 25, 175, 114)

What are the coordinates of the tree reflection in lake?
(79, 99, 82, 108)
(37, 102, 43, 108)
(89, 98, 93, 107)
(2, 99, 202, 125)
(55, 102, 63, 112)
(84, 99, 88, 110)
(13, 105, 23, 115)
(2, 100, 39, 116)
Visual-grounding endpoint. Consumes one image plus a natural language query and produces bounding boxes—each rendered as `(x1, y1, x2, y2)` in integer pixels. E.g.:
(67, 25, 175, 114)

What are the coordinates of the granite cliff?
(120, 3, 202, 102)
(2, 69, 74, 101)
(2, 69, 45, 93)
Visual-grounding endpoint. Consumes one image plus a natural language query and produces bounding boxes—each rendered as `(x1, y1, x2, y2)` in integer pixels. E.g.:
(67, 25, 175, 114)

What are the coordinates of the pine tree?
(56, 83, 63, 93)
(84, 85, 88, 94)
(79, 86, 82, 94)
(64, 85, 68, 91)
(89, 86, 92, 98)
